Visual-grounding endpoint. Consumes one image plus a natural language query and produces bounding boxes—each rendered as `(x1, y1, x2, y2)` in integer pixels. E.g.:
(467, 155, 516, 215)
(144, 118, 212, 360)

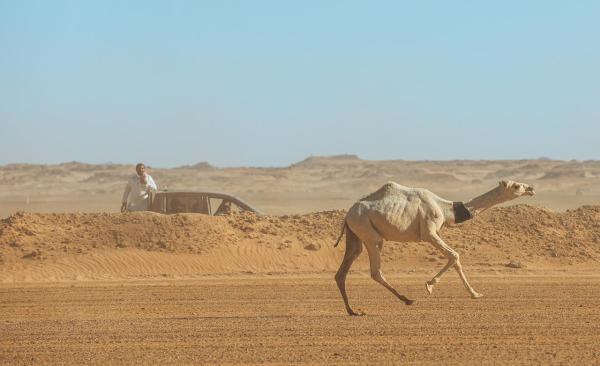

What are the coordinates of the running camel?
(334, 180, 535, 316)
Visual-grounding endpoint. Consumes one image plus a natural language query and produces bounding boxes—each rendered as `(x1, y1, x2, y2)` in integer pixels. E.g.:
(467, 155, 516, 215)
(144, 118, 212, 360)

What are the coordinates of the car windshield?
(152, 192, 258, 215)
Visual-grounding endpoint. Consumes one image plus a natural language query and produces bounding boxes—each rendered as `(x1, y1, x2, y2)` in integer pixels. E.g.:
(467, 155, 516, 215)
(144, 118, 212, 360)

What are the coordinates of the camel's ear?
(499, 180, 509, 188)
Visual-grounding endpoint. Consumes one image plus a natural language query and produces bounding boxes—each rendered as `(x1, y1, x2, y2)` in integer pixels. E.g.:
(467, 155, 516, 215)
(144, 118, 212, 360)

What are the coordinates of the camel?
(334, 180, 535, 316)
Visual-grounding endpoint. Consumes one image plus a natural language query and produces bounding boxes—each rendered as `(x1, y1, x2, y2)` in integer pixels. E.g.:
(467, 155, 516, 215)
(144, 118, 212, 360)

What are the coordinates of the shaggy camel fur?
(334, 180, 535, 316)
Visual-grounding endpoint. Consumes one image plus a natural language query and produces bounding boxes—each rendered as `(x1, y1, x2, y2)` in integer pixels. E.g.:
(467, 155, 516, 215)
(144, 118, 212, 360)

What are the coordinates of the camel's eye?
(513, 184, 521, 190)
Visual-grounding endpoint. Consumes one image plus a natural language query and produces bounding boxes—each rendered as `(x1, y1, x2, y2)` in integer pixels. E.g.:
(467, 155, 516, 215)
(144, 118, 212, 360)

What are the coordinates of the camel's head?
(499, 180, 535, 198)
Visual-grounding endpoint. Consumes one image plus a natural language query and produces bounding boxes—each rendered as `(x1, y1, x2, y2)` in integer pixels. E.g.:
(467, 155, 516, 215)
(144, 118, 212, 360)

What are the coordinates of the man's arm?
(146, 175, 158, 192)
(121, 178, 131, 212)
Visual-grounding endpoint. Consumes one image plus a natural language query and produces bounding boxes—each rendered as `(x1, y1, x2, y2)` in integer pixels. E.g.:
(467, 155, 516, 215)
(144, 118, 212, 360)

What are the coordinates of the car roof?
(154, 190, 263, 215)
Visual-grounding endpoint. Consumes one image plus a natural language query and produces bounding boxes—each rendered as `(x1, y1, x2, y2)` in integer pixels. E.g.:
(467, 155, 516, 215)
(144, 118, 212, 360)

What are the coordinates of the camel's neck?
(464, 186, 510, 216)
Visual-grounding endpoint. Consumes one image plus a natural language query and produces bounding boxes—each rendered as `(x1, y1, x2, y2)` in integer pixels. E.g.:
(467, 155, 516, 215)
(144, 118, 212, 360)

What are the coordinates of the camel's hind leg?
(335, 227, 364, 316)
(364, 239, 415, 306)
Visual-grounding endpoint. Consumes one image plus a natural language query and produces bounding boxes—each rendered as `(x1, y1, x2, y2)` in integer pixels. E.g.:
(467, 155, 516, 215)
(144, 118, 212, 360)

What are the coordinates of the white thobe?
(121, 174, 158, 211)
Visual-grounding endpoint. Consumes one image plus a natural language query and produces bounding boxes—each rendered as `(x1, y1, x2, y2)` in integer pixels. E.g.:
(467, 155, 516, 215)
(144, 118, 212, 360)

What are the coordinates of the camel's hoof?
(348, 310, 366, 316)
(404, 299, 415, 305)
(471, 292, 484, 299)
(425, 282, 433, 295)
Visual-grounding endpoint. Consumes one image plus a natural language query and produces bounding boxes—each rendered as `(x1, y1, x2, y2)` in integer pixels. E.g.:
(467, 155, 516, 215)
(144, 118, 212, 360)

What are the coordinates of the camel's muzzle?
(525, 187, 535, 196)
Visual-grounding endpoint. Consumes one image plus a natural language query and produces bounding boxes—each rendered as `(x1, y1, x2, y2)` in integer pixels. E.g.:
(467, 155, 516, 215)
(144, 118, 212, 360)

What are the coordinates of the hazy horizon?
(2, 1, 599, 167)
(1, 154, 597, 169)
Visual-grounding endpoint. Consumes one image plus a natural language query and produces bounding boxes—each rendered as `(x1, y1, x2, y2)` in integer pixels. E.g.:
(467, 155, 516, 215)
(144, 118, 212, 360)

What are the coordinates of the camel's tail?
(333, 221, 347, 247)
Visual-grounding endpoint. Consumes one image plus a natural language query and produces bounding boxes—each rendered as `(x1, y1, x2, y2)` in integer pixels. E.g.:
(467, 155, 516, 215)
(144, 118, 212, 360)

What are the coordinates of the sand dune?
(1, 157, 599, 283)
(1, 205, 599, 282)
(3, 156, 600, 217)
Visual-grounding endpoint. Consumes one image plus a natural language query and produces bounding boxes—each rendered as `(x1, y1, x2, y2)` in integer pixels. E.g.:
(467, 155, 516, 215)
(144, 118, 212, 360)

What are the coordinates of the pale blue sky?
(1, 1, 599, 167)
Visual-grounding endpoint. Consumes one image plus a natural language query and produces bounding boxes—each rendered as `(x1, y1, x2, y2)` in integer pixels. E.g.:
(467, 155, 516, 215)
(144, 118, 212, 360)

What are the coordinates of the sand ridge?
(1, 205, 599, 282)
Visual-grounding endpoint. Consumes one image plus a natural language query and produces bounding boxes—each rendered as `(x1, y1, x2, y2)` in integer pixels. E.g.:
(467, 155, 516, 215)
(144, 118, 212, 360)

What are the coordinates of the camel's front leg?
(424, 230, 482, 299)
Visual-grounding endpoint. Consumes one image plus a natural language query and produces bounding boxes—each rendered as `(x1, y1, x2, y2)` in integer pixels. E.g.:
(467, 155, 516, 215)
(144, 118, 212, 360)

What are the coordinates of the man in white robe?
(121, 163, 158, 212)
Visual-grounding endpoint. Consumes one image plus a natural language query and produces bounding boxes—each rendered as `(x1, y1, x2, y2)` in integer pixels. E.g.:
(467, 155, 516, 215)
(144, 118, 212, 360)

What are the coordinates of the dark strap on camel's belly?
(453, 202, 473, 224)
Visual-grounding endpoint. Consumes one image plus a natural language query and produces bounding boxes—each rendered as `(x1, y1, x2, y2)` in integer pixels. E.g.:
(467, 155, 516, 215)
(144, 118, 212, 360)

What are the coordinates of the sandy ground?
(2, 276, 599, 365)
(2, 157, 600, 364)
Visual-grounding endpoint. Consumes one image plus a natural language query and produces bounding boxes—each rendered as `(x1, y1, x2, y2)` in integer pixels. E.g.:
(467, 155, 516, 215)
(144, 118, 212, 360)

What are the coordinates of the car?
(147, 190, 263, 216)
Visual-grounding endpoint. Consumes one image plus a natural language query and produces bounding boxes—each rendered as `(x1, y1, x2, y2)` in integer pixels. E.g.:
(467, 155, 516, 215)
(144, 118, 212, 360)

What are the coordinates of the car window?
(214, 199, 245, 215)
(190, 197, 209, 214)
(168, 198, 186, 213)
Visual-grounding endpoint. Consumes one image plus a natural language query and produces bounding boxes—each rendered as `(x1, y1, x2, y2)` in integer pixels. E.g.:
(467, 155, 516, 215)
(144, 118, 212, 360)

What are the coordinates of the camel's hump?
(360, 182, 418, 201)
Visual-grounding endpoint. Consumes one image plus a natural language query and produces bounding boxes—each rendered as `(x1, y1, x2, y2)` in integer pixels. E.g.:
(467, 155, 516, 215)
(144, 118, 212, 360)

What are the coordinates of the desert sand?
(1, 156, 599, 364)
(2, 156, 600, 217)
(2, 277, 599, 365)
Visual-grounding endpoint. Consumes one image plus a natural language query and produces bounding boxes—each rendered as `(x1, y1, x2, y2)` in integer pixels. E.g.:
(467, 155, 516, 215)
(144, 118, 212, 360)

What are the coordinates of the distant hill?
(290, 154, 362, 168)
